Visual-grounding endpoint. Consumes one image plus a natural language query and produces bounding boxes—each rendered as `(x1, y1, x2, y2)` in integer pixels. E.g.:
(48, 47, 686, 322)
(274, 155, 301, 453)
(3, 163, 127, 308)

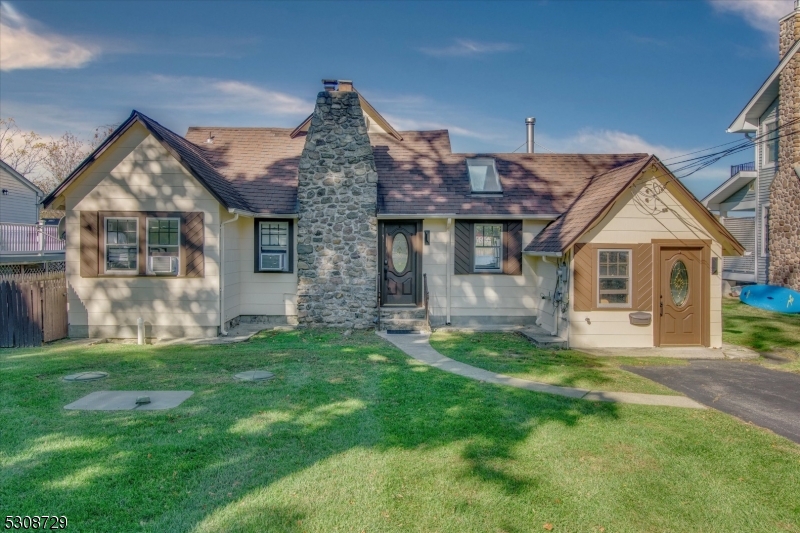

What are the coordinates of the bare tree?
(38, 132, 89, 193)
(0, 117, 47, 176)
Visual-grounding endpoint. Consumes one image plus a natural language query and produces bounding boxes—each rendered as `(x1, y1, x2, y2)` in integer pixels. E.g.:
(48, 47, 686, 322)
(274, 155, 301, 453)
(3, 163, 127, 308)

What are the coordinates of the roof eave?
(700, 172, 757, 209)
(727, 39, 799, 134)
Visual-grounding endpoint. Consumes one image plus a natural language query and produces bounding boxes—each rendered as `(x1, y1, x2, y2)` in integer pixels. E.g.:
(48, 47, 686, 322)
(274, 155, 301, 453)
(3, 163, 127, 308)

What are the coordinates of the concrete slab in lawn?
(63, 371, 108, 382)
(64, 391, 193, 411)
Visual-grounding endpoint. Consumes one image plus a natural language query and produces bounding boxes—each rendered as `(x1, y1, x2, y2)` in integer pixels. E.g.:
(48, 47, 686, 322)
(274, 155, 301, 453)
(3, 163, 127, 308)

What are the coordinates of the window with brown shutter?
(79, 211, 205, 278)
(454, 220, 522, 275)
(571, 243, 653, 311)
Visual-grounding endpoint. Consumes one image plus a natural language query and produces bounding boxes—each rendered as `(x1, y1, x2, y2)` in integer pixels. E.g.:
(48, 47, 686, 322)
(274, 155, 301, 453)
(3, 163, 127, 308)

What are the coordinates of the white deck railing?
(0, 223, 65, 254)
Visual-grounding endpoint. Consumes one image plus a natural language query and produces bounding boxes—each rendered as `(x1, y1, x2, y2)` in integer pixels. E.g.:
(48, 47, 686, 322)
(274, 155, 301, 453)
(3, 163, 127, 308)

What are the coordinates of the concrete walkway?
(378, 332, 705, 409)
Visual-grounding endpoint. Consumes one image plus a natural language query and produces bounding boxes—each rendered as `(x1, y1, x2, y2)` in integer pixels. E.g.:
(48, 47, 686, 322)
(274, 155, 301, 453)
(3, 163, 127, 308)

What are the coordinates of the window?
(258, 221, 290, 272)
(474, 224, 503, 272)
(763, 121, 778, 166)
(147, 218, 180, 275)
(597, 249, 630, 307)
(105, 218, 138, 272)
(761, 205, 770, 257)
(467, 158, 502, 193)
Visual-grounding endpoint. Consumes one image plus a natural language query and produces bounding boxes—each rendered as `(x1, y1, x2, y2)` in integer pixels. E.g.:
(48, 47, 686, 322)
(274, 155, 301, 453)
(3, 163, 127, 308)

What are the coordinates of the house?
(0, 158, 42, 224)
(707, 1, 800, 291)
(42, 80, 743, 347)
(0, 159, 65, 271)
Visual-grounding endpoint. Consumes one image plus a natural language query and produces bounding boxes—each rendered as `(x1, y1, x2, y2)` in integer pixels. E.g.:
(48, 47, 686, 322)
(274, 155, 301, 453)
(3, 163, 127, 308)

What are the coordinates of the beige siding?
(569, 172, 724, 348)
(0, 166, 40, 223)
(65, 122, 221, 338)
(422, 219, 554, 327)
(225, 216, 298, 321)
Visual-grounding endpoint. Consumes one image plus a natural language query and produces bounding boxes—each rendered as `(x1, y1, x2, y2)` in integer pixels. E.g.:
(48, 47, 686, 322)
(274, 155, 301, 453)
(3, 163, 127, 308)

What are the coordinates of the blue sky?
(0, 0, 794, 198)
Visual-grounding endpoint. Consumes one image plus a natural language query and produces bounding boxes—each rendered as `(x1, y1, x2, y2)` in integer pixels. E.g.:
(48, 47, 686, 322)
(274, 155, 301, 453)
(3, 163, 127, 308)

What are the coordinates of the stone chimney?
(295, 86, 379, 328)
(770, 2, 800, 289)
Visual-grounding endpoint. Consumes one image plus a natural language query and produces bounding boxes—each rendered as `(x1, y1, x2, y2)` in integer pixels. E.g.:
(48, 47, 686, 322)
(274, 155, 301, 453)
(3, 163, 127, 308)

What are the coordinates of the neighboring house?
(715, 2, 800, 291)
(42, 80, 743, 348)
(0, 158, 42, 224)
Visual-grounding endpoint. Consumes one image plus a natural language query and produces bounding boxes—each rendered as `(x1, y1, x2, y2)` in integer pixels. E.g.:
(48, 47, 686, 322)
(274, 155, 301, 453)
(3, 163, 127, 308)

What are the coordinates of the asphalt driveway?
(626, 361, 800, 444)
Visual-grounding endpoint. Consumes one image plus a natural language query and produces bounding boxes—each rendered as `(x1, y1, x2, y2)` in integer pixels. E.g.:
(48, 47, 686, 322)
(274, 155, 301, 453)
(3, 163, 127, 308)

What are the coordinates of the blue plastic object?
(740, 284, 800, 314)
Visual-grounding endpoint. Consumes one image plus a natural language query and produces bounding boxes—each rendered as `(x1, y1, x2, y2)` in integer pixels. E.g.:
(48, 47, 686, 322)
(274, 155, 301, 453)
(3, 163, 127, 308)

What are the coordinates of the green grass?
(723, 298, 800, 373)
(430, 331, 684, 395)
(2, 330, 799, 532)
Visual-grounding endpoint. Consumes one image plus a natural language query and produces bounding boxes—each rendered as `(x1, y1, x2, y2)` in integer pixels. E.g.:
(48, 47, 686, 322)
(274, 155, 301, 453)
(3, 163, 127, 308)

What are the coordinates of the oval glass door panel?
(670, 260, 689, 306)
(392, 234, 409, 272)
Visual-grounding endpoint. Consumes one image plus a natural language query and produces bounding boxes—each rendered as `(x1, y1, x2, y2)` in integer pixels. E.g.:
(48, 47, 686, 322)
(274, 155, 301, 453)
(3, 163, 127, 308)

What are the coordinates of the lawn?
(429, 331, 685, 395)
(723, 298, 800, 373)
(2, 330, 799, 532)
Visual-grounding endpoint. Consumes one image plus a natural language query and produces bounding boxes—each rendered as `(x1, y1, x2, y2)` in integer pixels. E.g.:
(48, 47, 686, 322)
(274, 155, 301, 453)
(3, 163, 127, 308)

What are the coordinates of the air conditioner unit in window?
(149, 256, 178, 274)
(260, 252, 285, 271)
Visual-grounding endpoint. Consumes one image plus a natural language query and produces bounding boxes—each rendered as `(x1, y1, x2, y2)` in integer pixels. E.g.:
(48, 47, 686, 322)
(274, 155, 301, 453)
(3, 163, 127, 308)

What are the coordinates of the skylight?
(467, 158, 502, 193)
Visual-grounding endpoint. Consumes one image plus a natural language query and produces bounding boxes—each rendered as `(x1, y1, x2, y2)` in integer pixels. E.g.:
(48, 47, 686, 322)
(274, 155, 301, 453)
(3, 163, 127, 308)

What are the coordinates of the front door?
(381, 222, 421, 306)
(659, 248, 703, 346)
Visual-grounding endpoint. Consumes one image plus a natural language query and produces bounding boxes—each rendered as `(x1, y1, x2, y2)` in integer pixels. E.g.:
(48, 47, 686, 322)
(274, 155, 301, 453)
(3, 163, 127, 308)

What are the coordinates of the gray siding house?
(704, 3, 799, 290)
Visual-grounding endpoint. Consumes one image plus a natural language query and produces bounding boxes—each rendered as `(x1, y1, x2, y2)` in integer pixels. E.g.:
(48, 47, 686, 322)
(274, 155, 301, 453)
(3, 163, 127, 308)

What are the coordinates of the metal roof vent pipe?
(526, 117, 536, 153)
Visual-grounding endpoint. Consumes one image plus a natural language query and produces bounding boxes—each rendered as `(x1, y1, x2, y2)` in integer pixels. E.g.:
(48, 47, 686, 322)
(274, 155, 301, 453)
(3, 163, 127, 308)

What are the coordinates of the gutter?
(227, 208, 298, 219)
(524, 251, 563, 257)
(377, 213, 558, 220)
(219, 212, 239, 336)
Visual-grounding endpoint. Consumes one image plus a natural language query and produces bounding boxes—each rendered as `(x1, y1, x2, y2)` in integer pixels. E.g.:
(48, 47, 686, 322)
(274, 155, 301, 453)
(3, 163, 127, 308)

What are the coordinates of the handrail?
(0, 223, 65, 254)
(730, 162, 755, 177)
(423, 273, 430, 329)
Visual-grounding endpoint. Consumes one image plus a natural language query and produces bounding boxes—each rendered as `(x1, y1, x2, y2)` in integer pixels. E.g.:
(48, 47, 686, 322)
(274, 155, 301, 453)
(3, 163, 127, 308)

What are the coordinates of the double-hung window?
(763, 120, 778, 167)
(597, 249, 630, 307)
(147, 218, 180, 275)
(258, 221, 290, 272)
(105, 218, 138, 273)
(474, 224, 503, 272)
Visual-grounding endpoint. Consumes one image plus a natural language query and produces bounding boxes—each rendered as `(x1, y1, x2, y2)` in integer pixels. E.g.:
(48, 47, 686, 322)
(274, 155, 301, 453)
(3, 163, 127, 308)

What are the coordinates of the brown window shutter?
(80, 211, 99, 277)
(503, 221, 523, 275)
(454, 221, 472, 275)
(183, 212, 205, 278)
(633, 243, 653, 311)
(572, 243, 593, 311)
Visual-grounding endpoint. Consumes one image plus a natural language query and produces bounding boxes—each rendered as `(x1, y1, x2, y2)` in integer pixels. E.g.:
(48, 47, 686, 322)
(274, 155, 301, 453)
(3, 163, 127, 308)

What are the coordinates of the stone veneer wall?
(295, 91, 379, 328)
(771, 10, 800, 290)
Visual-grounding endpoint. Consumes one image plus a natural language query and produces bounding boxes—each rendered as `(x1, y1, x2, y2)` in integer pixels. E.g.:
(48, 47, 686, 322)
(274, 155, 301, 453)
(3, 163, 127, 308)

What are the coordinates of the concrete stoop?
(379, 307, 430, 333)
(519, 325, 568, 349)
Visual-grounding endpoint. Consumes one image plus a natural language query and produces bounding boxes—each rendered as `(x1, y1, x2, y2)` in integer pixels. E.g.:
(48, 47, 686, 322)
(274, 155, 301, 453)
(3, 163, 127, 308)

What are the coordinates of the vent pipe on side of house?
(526, 117, 536, 154)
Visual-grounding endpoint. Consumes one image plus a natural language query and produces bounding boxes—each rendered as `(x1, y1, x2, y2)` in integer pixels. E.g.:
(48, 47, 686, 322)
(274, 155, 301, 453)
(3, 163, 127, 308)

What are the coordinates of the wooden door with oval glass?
(658, 248, 703, 346)
(381, 222, 421, 306)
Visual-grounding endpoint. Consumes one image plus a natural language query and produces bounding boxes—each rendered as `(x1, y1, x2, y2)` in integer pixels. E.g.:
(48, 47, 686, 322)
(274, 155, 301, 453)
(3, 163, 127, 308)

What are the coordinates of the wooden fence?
(0, 276, 68, 347)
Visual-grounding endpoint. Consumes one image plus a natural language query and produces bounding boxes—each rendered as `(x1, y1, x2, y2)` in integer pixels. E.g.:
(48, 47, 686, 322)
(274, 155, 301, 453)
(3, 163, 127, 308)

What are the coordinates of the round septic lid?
(63, 371, 108, 382)
(234, 370, 275, 382)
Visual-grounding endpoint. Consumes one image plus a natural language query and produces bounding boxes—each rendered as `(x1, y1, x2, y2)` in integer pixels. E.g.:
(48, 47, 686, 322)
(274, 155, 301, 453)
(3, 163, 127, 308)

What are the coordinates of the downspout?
(219, 212, 239, 336)
(747, 131, 758, 284)
(446, 217, 453, 325)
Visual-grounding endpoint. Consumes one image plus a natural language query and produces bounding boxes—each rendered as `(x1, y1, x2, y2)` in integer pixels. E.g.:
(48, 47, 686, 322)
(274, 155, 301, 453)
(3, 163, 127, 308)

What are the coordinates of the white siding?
(0, 165, 40, 223)
(65, 122, 222, 338)
(422, 219, 557, 329)
(568, 171, 724, 349)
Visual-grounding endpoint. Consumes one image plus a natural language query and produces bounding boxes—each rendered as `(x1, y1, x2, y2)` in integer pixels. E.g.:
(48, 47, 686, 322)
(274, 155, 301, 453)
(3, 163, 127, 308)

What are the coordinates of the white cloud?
(709, 0, 794, 35)
(0, 1, 97, 71)
(419, 39, 517, 57)
(542, 128, 686, 160)
(147, 75, 312, 116)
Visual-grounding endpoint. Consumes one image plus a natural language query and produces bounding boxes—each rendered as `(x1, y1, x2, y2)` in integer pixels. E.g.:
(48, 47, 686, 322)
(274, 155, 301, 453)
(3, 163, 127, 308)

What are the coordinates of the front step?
(520, 326, 568, 349)
(379, 307, 430, 332)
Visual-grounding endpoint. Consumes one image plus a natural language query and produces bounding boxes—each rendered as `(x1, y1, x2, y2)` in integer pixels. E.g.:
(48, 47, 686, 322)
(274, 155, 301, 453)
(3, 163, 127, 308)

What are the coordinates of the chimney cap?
(525, 117, 536, 125)
(321, 79, 354, 92)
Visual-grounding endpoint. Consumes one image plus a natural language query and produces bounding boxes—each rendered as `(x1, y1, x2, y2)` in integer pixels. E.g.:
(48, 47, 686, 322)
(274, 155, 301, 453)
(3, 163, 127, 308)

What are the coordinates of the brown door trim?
(652, 240, 710, 347)
(379, 221, 423, 307)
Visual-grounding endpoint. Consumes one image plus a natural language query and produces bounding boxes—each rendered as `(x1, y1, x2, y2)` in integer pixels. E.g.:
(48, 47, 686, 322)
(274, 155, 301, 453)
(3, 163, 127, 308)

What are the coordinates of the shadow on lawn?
(722, 301, 800, 352)
(2, 331, 618, 532)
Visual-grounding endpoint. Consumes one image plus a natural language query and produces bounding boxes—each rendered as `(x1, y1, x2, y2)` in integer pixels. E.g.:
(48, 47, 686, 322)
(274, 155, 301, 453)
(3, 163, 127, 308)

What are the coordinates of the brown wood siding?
(454, 221, 472, 275)
(572, 243, 593, 311)
(80, 211, 99, 277)
(633, 243, 653, 311)
(183, 212, 205, 278)
(503, 221, 522, 275)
